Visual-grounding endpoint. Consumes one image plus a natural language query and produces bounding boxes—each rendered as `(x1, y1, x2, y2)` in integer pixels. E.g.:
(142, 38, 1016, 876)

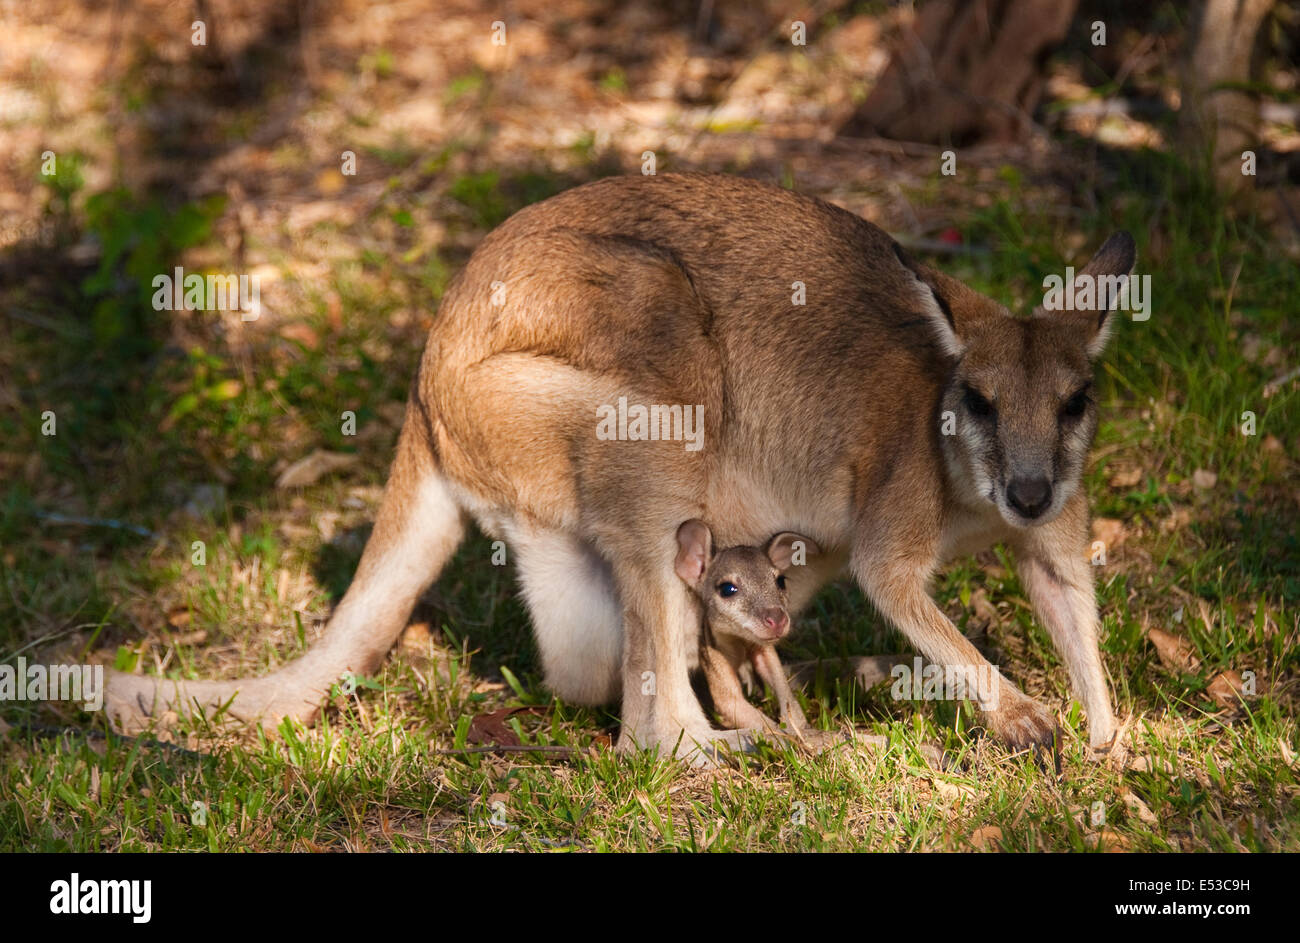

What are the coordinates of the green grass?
(1, 145, 1298, 851)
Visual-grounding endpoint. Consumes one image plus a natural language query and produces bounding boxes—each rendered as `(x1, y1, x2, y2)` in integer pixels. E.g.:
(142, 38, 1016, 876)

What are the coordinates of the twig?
(33, 511, 155, 539)
(439, 744, 578, 756)
(8, 722, 206, 760)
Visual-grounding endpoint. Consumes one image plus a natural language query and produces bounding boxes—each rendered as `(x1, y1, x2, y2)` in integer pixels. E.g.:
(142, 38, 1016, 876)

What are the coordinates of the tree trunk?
(1179, 0, 1275, 195)
(841, 0, 1078, 145)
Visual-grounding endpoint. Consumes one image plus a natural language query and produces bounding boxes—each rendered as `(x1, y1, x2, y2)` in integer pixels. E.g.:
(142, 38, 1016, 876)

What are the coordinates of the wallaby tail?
(106, 419, 467, 734)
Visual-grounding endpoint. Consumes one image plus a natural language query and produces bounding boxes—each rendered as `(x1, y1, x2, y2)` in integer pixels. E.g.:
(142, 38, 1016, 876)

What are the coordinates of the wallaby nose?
(1006, 476, 1053, 519)
(761, 608, 789, 638)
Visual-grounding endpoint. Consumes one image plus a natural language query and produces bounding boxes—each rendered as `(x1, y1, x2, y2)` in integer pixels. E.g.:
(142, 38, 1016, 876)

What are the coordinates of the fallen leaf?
(276, 450, 358, 488)
(1159, 507, 1193, 533)
(280, 323, 320, 350)
(970, 587, 1000, 629)
(1128, 755, 1175, 774)
(1278, 738, 1296, 768)
(466, 707, 549, 748)
(316, 168, 346, 195)
(1088, 828, 1133, 851)
(1206, 670, 1244, 709)
(1091, 517, 1126, 548)
(1109, 468, 1143, 488)
(166, 607, 192, 628)
(1122, 791, 1158, 826)
(1192, 468, 1217, 489)
(969, 825, 1002, 850)
(933, 779, 975, 802)
(401, 622, 433, 649)
(1195, 598, 1216, 635)
(1147, 627, 1200, 673)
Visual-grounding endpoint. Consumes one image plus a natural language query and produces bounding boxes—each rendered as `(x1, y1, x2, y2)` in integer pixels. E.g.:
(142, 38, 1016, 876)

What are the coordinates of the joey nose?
(1006, 476, 1052, 519)
(761, 608, 789, 638)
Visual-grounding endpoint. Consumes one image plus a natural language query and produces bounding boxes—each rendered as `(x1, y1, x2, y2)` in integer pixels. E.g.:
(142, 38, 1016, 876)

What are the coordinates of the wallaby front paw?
(794, 727, 849, 754)
(983, 690, 1059, 755)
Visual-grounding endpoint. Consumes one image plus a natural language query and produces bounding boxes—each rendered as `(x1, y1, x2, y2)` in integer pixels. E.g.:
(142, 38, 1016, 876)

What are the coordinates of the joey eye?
(775, 574, 787, 590)
(717, 582, 739, 598)
(1061, 387, 1091, 419)
(963, 386, 995, 420)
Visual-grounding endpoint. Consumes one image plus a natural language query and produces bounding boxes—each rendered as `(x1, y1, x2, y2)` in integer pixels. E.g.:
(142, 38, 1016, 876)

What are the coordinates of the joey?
(674, 520, 840, 752)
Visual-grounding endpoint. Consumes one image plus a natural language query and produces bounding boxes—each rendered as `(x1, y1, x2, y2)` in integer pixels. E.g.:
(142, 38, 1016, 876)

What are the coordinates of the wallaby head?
(903, 232, 1136, 529)
(674, 520, 820, 646)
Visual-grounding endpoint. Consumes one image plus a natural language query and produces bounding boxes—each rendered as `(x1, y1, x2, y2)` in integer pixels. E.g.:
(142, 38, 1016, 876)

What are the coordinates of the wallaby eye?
(717, 582, 739, 598)
(775, 574, 787, 590)
(1062, 387, 1091, 419)
(963, 386, 995, 420)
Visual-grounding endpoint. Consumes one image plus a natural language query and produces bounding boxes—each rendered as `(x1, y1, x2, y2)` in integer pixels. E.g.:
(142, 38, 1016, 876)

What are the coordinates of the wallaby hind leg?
(507, 524, 623, 705)
(613, 557, 757, 765)
(105, 423, 466, 734)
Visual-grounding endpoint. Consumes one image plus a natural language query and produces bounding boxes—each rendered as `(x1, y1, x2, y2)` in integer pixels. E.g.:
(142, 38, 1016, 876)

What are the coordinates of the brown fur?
(106, 173, 1126, 760)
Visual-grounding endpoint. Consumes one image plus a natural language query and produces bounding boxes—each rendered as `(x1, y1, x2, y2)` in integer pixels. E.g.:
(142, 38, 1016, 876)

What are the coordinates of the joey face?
(700, 546, 791, 645)
(910, 232, 1136, 529)
(674, 522, 819, 647)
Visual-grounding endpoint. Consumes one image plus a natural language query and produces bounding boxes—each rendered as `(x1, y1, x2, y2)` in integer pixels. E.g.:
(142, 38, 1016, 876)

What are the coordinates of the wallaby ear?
(893, 243, 996, 359)
(1070, 231, 1136, 359)
(674, 519, 713, 585)
(766, 532, 820, 571)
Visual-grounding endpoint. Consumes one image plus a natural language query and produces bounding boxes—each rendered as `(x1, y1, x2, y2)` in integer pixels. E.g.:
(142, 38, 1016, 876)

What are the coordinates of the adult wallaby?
(106, 173, 1126, 761)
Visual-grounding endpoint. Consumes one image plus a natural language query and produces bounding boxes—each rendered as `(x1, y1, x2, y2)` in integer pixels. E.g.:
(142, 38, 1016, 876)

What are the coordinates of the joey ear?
(766, 532, 820, 571)
(674, 520, 713, 585)
(1070, 231, 1136, 359)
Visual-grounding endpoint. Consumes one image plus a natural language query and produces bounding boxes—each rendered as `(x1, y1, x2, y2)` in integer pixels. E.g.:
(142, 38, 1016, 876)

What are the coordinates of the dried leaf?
(1147, 627, 1200, 673)
(466, 707, 548, 748)
(1206, 670, 1244, 709)
(1109, 468, 1143, 488)
(280, 322, 320, 350)
(972, 587, 998, 624)
(933, 779, 975, 802)
(1122, 791, 1158, 826)
(969, 825, 1002, 850)
(1128, 755, 1175, 774)
(1091, 517, 1126, 548)
(400, 621, 433, 649)
(1278, 738, 1297, 768)
(1088, 828, 1133, 852)
(276, 450, 358, 488)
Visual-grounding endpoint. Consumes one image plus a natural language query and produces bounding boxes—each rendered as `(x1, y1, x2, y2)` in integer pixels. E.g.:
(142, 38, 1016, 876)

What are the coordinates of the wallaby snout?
(1006, 475, 1053, 520)
(759, 607, 789, 639)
